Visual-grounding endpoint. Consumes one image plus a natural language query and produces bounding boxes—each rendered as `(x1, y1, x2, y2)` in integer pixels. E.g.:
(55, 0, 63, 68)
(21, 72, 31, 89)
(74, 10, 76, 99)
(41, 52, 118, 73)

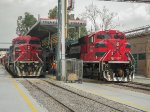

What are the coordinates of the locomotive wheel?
(83, 67, 90, 78)
(98, 71, 104, 81)
(39, 73, 45, 78)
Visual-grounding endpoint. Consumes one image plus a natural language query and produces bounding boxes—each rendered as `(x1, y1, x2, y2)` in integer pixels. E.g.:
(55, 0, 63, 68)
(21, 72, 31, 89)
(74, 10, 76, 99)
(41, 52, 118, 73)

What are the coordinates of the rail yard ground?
(0, 64, 150, 112)
(19, 78, 150, 112)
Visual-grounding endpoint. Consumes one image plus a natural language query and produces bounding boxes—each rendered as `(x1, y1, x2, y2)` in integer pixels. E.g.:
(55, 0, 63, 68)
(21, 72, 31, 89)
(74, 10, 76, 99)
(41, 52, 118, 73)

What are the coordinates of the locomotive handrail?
(128, 51, 136, 64)
(14, 54, 22, 63)
(99, 50, 111, 72)
(36, 53, 43, 64)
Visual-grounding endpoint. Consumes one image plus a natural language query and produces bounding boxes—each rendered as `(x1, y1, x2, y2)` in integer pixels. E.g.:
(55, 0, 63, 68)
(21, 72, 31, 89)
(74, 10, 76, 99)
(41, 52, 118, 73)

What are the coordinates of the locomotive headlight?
(116, 42, 119, 46)
(27, 45, 30, 50)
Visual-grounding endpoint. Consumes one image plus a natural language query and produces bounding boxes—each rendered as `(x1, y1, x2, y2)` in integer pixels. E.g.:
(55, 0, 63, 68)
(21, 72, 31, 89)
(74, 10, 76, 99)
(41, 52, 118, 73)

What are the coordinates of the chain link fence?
(59, 58, 83, 83)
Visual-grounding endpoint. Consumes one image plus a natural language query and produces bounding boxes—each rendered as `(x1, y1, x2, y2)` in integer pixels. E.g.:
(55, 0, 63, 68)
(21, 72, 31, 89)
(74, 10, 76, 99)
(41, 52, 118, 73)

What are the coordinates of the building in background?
(125, 25, 150, 77)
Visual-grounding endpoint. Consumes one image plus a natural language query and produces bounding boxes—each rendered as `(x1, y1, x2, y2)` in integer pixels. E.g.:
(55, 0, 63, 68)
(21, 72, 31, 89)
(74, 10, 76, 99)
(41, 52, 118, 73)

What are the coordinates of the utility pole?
(57, 0, 67, 80)
(57, 0, 62, 80)
(61, 0, 67, 79)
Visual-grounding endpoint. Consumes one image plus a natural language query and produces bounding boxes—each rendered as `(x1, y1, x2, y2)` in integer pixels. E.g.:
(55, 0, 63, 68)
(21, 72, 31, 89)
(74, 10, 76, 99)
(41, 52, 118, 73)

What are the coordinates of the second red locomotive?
(6, 36, 43, 77)
(67, 30, 135, 81)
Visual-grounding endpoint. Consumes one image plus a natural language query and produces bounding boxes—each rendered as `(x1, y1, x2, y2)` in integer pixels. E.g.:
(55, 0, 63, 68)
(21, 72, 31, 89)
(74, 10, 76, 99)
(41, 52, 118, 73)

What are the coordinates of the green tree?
(16, 12, 37, 36)
(48, 6, 57, 19)
(68, 26, 88, 40)
(99, 6, 119, 31)
(80, 26, 88, 37)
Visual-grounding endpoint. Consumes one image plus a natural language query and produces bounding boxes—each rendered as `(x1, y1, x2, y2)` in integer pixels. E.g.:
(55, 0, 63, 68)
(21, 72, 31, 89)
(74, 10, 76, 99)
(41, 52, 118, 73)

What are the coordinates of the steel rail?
(26, 79, 75, 112)
(114, 82, 150, 91)
(43, 79, 138, 112)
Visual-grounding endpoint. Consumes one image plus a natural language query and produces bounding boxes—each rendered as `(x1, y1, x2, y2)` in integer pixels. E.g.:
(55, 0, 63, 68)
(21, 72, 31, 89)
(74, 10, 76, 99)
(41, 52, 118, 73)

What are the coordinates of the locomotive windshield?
(97, 34, 111, 40)
(114, 34, 124, 39)
(29, 40, 40, 44)
(16, 40, 27, 44)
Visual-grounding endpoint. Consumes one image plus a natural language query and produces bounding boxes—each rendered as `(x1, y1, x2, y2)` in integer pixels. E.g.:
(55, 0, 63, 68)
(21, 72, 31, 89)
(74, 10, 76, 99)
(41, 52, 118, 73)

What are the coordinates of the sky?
(0, 0, 150, 48)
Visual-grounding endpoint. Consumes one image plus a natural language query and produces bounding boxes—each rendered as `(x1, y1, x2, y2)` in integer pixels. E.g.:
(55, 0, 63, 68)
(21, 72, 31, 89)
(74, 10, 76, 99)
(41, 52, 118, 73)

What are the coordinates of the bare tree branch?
(81, 3, 99, 31)
(81, 4, 120, 31)
(98, 6, 119, 31)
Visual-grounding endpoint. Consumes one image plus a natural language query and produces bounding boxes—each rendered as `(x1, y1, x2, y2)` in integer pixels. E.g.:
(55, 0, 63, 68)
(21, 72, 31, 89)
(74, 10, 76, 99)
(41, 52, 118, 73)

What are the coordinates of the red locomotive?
(67, 30, 135, 81)
(6, 36, 43, 77)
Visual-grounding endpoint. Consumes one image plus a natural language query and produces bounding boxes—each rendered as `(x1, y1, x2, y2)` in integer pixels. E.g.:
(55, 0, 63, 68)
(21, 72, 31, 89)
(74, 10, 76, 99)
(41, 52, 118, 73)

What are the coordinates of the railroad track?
(26, 79, 129, 112)
(43, 80, 124, 112)
(22, 79, 145, 112)
(129, 82, 150, 88)
(114, 82, 150, 91)
(80, 78, 150, 94)
(42, 79, 143, 112)
(112, 82, 150, 94)
(26, 79, 75, 112)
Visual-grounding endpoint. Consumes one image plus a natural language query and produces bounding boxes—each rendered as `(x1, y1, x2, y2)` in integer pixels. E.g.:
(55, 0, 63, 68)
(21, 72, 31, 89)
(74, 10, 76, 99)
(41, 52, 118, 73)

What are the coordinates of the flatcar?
(6, 36, 43, 77)
(67, 30, 135, 81)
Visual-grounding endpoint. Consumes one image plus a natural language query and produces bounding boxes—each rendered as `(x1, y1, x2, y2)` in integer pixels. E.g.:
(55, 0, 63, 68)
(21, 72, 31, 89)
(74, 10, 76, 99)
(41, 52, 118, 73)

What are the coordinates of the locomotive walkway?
(0, 65, 47, 112)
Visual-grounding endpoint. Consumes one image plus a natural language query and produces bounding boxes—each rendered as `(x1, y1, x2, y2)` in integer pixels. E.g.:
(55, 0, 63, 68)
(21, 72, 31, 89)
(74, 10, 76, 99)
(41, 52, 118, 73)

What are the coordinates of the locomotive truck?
(67, 30, 135, 81)
(6, 36, 43, 77)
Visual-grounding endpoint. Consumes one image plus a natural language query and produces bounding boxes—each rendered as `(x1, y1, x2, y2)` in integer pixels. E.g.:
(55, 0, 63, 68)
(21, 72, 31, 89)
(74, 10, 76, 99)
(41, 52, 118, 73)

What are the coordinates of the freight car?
(67, 30, 135, 81)
(6, 36, 43, 77)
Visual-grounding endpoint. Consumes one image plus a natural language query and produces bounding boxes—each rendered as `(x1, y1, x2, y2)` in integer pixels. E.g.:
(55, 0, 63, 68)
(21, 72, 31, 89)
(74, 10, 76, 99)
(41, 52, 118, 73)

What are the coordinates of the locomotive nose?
(110, 40, 123, 61)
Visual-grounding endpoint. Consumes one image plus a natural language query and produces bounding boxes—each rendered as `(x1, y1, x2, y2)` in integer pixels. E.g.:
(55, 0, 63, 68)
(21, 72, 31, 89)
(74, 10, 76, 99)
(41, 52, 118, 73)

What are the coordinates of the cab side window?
(16, 40, 27, 44)
(97, 34, 111, 40)
(114, 34, 124, 40)
(89, 36, 94, 44)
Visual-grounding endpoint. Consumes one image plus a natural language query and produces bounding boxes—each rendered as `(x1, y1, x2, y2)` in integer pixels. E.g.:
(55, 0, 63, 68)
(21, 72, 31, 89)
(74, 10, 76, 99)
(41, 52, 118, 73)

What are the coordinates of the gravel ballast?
(20, 79, 142, 112)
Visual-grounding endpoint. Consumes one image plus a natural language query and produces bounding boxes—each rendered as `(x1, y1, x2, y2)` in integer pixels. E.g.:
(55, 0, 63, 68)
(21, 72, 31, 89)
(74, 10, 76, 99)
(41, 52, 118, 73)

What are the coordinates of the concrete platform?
(64, 77, 150, 112)
(0, 65, 47, 112)
(133, 75, 150, 84)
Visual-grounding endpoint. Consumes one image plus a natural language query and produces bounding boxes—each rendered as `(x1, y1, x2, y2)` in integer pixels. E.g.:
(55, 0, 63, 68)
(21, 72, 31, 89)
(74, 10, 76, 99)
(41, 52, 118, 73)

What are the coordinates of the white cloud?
(0, 0, 57, 48)
(117, 3, 150, 30)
